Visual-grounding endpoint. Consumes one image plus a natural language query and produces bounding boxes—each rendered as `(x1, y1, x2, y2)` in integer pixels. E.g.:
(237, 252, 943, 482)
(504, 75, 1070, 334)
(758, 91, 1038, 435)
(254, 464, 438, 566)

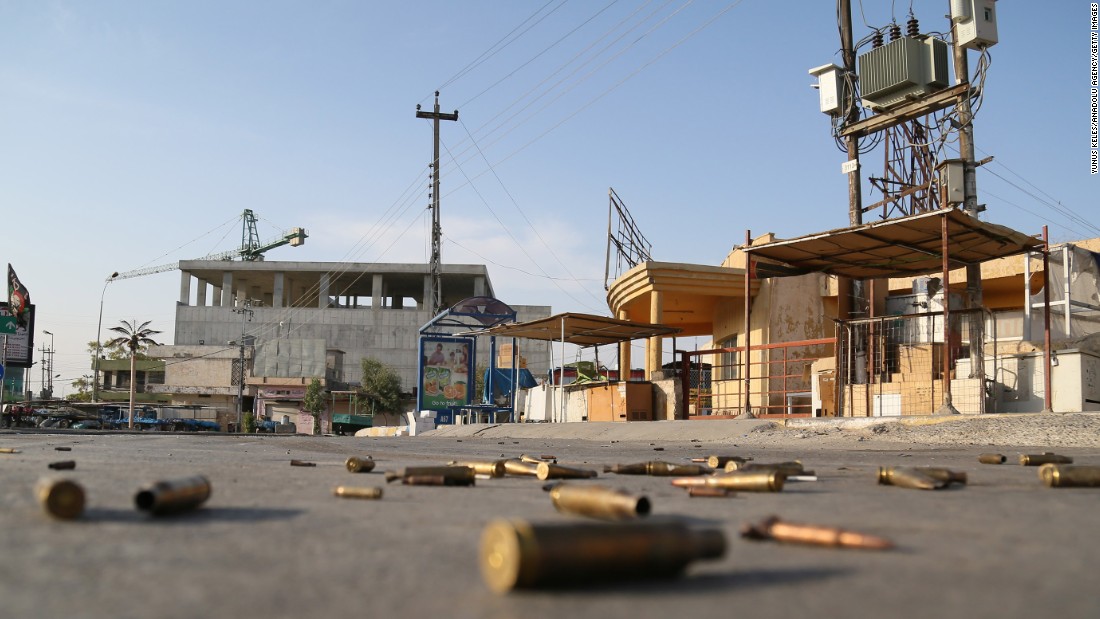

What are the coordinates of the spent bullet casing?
(688, 487, 735, 498)
(384, 465, 476, 484)
(289, 459, 316, 467)
(536, 462, 598, 481)
(450, 460, 507, 478)
(911, 466, 967, 485)
(402, 474, 475, 487)
(979, 453, 1007, 464)
(479, 518, 726, 593)
(706, 455, 750, 469)
(549, 484, 650, 520)
(502, 459, 540, 477)
(345, 457, 376, 473)
(741, 516, 893, 550)
(1019, 453, 1074, 466)
(135, 475, 211, 515)
(36, 478, 85, 520)
(877, 467, 947, 490)
(673, 471, 785, 492)
(520, 454, 553, 464)
(0, 447, 20, 454)
(48, 460, 76, 470)
(604, 461, 710, 476)
(1038, 464, 1100, 488)
(725, 460, 805, 475)
(334, 485, 384, 499)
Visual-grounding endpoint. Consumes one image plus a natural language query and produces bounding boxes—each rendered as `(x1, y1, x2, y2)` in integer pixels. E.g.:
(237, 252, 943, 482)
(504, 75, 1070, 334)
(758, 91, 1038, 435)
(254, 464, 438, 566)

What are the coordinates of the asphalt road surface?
(2, 424, 1098, 619)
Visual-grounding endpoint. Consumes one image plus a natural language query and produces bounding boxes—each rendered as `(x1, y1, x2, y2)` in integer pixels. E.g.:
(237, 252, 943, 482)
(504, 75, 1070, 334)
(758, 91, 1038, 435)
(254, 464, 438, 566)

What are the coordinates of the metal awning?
(744, 208, 1042, 279)
(464, 312, 681, 347)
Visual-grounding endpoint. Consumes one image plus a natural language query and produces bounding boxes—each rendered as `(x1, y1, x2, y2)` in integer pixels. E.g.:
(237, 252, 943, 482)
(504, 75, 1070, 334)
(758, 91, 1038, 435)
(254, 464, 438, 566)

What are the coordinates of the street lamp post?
(42, 330, 55, 398)
(93, 272, 119, 403)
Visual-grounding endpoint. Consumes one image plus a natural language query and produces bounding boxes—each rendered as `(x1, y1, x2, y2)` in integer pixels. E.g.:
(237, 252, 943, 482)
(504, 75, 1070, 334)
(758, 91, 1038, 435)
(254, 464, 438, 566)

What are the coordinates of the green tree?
(303, 377, 326, 435)
(105, 320, 162, 429)
(69, 375, 93, 402)
(358, 358, 401, 416)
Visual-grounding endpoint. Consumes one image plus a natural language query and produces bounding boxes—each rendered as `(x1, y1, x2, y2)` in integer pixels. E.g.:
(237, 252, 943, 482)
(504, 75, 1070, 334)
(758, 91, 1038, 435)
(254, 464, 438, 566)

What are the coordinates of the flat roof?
(744, 208, 1043, 279)
(465, 312, 681, 347)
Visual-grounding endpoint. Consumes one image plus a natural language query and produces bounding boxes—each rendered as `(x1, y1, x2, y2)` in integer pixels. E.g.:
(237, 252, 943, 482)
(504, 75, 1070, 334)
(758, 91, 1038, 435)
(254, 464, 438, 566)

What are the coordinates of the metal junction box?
(858, 36, 950, 110)
(952, 0, 998, 50)
(809, 63, 844, 115)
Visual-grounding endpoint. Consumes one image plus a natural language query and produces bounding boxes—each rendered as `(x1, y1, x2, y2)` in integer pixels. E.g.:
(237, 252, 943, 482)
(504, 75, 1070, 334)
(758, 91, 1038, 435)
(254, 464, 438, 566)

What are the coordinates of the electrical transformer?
(858, 36, 950, 110)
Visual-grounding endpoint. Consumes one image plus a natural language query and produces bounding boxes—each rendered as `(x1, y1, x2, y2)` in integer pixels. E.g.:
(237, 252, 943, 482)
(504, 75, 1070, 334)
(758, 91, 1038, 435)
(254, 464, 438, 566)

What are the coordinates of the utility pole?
(838, 0, 867, 322)
(416, 91, 458, 315)
(232, 300, 254, 431)
(951, 12, 985, 342)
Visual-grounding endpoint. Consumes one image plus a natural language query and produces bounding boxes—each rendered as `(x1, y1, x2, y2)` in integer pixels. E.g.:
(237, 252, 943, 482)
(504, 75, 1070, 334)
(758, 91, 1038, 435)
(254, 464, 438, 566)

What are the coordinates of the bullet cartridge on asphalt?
(36, 478, 85, 520)
(877, 467, 948, 490)
(1038, 464, 1100, 487)
(725, 460, 807, 475)
(549, 484, 650, 521)
(385, 465, 476, 484)
(479, 518, 726, 593)
(1019, 453, 1073, 466)
(48, 460, 76, 470)
(334, 485, 384, 499)
(536, 462, 598, 480)
(910, 466, 967, 485)
(706, 455, 751, 469)
(135, 475, 211, 515)
(345, 457, 376, 473)
(501, 459, 540, 477)
(449, 460, 507, 478)
(672, 470, 785, 492)
(979, 453, 1007, 464)
(402, 475, 476, 487)
(741, 516, 894, 550)
(604, 461, 711, 476)
(688, 487, 735, 498)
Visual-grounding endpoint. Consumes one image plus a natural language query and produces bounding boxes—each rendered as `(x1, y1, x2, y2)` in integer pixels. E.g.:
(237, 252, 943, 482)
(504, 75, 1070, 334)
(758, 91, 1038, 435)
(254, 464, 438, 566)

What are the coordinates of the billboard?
(417, 336, 473, 411)
(0, 302, 35, 368)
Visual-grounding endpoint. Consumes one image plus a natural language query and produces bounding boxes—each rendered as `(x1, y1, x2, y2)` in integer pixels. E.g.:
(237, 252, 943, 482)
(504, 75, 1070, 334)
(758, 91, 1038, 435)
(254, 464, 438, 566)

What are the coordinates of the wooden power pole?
(839, 0, 866, 322)
(416, 91, 458, 315)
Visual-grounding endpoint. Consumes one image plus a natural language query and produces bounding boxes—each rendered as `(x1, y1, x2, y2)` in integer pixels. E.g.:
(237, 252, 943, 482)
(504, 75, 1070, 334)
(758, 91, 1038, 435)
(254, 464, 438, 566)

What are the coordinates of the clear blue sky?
(2, 1, 1093, 394)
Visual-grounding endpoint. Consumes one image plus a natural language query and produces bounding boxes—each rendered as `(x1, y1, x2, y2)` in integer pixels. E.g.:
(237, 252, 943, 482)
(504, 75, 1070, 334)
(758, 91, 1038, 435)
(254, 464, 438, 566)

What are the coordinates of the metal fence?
(679, 338, 835, 418)
(835, 308, 992, 417)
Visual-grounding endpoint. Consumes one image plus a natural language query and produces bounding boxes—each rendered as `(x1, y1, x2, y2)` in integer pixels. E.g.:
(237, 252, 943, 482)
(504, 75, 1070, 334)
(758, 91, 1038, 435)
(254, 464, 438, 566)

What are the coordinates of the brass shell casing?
(673, 471, 785, 492)
(1038, 464, 1100, 488)
(451, 460, 507, 478)
(333, 485, 384, 499)
(402, 475, 475, 487)
(549, 484, 650, 521)
(385, 466, 476, 484)
(536, 462, 598, 481)
(1019, 453, 1073, 466)
(36, 478, 85, 520)
(48, 460, 76, 470)
(520, 454, 553, 464)
(604, 461, 710, 476)
(911, 467, 967, 485)
(877, 467, 946, 490)
(479, 519, 726, 593)
(706, 456, 750, 469)
(741, 516, 894, 550)
(978, 453, 1006, 465)
(135, 475, 211, 515)
(345, 457, 376, 473)
(725, 460, 804, 475)
(502, 460, 540, 477)
(687, 487, 735, 498)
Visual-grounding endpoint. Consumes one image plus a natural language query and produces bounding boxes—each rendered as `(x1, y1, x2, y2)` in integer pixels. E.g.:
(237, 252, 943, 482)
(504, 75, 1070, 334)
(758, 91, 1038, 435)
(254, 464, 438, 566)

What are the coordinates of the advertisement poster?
(0, 303, 35, 368)
(419, 336, 473, 411)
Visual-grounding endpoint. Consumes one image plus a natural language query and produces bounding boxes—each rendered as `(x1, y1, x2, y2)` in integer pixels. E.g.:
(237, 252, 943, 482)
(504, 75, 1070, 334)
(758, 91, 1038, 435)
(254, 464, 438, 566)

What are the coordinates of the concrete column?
(273, 272, 284, 309)
(221, 272, 233, 307)
(618, 309, 632, 381)
(179, 270, 191, 305)
(474, 276, 486, 297)
(646, 291, 663, 380)
(318, 273, 330, 309)
(422, 275, 432, 311)
(196, 280, 207, 307)
(372, 274, 383, 310)
(212, 285, 222, 307)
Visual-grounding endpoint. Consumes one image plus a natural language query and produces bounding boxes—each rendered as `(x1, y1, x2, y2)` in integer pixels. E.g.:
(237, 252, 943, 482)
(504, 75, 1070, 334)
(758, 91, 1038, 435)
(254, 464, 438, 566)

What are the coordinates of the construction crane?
(114, 210, 307, 281)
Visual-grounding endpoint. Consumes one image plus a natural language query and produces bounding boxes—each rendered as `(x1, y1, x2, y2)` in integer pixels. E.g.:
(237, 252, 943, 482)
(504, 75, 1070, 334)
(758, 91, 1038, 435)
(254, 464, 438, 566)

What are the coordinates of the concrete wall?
(175, 304, 552, 391)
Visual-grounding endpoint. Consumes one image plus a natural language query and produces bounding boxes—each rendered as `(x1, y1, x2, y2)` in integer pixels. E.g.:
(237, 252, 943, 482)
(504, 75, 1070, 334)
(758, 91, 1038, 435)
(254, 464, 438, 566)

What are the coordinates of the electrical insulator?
(872, 29, 884, 48)
(906, 15, 920, 37)
(889, 23, 901, 41)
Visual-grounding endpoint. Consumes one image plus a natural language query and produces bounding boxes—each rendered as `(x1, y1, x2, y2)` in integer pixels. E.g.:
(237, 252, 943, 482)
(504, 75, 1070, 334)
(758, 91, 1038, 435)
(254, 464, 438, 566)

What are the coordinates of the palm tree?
(105, 320, 162, 429)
